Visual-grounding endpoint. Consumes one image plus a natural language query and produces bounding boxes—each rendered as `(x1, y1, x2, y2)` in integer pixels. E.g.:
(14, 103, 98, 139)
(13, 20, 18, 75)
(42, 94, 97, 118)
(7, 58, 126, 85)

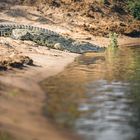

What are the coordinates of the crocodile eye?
(4, 32, 10, 36)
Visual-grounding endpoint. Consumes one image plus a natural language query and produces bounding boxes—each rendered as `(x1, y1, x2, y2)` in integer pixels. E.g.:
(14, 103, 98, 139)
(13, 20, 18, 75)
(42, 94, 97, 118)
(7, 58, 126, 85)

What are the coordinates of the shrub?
(127, 0, 140, 20)
(109, 32, 118, 48)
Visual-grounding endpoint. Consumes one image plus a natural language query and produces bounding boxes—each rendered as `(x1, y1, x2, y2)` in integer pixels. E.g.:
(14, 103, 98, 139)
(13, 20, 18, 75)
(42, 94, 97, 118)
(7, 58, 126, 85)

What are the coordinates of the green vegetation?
(108, 32, 118, 48)
(98, 0, 140, 20)
(127, 0, 140, 20)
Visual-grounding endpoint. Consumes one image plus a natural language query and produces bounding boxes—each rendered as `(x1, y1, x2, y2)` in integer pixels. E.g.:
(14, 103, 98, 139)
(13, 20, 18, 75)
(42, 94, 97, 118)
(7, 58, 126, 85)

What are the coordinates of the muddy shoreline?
(0, 39, 139, 140)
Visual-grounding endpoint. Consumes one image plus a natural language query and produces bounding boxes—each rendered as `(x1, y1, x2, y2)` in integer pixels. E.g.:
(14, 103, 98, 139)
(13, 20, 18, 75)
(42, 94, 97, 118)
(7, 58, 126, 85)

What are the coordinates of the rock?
(54, 43, 62, 50)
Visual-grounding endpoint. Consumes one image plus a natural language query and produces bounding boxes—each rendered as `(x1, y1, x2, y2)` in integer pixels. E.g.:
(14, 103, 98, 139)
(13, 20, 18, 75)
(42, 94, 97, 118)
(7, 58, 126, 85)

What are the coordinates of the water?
(41, 47, 140, 140)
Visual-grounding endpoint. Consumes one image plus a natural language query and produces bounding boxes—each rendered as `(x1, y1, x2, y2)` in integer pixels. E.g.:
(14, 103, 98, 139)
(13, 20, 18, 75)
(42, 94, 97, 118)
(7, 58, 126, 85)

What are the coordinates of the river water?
(41, 46, 140, 140)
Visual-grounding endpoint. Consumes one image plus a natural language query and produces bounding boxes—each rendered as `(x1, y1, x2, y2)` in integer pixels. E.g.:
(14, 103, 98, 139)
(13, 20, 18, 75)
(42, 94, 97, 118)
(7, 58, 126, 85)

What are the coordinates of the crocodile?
(0, 23, 105, 54)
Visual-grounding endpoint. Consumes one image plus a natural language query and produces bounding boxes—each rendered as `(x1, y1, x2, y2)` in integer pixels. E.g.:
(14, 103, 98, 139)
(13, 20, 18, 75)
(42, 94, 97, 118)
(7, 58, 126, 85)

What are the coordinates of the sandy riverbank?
(0, 39, 80, 140)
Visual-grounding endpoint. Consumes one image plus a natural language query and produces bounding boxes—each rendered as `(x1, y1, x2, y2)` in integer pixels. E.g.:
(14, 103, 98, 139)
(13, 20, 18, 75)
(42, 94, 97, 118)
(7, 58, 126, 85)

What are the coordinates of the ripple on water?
(42, 47, 140, 140)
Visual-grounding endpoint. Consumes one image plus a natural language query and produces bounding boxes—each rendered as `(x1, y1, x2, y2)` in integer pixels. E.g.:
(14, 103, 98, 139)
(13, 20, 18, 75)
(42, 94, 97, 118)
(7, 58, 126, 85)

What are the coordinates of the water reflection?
(41, 47, 140, 140)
